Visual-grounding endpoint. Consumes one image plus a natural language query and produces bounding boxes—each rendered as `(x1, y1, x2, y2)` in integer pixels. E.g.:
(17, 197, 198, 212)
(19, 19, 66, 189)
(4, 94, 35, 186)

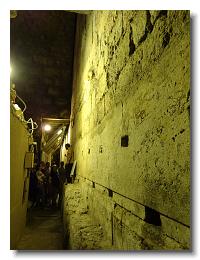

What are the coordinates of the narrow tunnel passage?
(16, 207, 64, 250)
(10, 10, 190, 251)
(17, 183, 111, 250)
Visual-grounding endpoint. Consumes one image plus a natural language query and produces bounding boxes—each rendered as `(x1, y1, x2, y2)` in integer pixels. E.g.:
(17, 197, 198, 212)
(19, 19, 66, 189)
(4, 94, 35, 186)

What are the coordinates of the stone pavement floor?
(16, 206, 64, 250)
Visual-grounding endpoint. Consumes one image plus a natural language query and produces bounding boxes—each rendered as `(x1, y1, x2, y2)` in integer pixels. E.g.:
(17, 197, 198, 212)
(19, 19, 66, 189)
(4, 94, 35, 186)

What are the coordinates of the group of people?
(29, 143, 74, 209)
(29, 160, 73, 209)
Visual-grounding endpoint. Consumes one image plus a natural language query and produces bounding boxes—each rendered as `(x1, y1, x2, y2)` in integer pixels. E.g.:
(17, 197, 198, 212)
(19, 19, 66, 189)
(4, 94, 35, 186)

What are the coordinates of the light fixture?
(13, 104, 21, 111)
(57, 129, 62, 135)
(44, 124, 51, 131)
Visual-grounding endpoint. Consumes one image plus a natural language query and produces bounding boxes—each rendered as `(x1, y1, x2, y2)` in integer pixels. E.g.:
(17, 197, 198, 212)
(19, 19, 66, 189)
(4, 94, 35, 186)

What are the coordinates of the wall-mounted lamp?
(57, 129, 62, 135)
(44, 124, 51, 132)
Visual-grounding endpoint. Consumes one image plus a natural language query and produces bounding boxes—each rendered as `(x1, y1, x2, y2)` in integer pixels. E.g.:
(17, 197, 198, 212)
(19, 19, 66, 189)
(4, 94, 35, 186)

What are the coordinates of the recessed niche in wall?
(121, 135, 129, 147)
(144, 206, 161, 226)
(108, 189, 113, 197)
(99, 145, 103, 153)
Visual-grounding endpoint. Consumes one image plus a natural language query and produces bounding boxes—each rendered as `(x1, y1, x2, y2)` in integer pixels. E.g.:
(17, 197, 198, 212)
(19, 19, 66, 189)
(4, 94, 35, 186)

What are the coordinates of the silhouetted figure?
(28, 167, 38, 207)
(58, 161, 66, 207)
(36, 161, 46, 208)
(50, 162, 59, 208)
(44, 162, 51, 206)
(65, 143, 73, 183)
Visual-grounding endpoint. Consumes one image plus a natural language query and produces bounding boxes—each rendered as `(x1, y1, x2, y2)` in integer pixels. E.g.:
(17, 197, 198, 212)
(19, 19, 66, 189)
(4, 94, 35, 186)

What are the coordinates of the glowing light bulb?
(44, 124, 51, 131)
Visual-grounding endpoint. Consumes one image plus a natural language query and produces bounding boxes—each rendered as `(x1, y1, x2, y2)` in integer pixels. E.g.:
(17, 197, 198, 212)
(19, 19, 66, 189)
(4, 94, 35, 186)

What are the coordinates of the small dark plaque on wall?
(121, 135, 129, 147)
(144, 206, 161, 226)
(108, 189, 113, 197)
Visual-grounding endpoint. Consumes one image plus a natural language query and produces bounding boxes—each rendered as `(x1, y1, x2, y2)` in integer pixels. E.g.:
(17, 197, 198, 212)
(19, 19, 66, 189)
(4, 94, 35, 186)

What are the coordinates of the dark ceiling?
(10, 11, 76, 134)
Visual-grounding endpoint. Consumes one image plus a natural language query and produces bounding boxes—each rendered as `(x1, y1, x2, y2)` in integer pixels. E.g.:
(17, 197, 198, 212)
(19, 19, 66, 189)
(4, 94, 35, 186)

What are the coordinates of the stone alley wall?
(10, 110, 31, 249)
(64, 10, 190, 250)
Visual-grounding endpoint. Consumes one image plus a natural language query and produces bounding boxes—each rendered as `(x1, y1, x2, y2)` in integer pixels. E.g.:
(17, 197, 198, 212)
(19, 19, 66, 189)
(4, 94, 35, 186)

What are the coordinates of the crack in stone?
(138, 11, 153, 46)
(129, 25, 135, 56)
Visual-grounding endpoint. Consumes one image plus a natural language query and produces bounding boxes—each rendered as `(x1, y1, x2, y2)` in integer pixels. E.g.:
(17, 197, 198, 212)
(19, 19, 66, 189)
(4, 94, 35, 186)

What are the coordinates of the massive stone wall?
(66, 10, 190, 249)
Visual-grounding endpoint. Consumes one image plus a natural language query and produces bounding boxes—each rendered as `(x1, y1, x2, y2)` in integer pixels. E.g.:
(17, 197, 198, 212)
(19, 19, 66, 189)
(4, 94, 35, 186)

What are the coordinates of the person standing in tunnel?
(65, 143, 74, 184)
(58, 161, 66, 208)
(44, 162, 51, 206)
(28, 164, 38, 208)
(35, 161, 46, 208)
(50, 162, 59, 208)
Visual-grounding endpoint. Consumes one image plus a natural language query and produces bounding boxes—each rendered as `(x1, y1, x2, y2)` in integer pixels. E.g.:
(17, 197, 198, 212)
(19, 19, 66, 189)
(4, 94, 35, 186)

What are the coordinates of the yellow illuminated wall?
(10, 110, 31, 249)
(62, 11, 190, 249)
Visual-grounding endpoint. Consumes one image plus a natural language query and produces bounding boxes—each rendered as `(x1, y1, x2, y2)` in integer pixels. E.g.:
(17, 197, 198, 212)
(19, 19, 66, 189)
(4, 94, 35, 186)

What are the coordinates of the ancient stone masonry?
(63, 10, 190, 250)
(63, 184, 111, 249)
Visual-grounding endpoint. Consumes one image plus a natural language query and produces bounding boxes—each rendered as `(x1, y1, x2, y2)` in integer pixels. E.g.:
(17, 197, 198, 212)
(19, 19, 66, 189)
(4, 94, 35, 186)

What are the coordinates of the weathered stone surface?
(130, 10, 147, 47)
(61, 10, 190, 250)
(64, 181, 188, 250)
(63, 183, 111, 250)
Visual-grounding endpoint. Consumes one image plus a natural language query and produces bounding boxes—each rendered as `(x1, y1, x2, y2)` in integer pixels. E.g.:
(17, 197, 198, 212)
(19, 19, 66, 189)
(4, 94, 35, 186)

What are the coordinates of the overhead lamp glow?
(57, 129, 62, 135)
(44, 124, 51, 131)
